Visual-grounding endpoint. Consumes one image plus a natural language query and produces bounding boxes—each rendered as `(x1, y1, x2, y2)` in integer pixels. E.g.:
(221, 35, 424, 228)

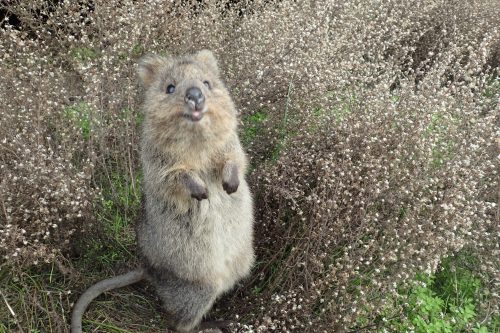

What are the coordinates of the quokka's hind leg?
(152, 272, 218, 333)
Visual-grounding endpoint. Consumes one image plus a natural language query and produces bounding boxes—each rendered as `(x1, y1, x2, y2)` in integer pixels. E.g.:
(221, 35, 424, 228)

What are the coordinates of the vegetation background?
(0, 0, 498, 332)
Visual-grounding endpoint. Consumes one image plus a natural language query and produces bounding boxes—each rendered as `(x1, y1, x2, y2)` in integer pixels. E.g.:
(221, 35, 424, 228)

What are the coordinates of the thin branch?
(1, 289, 25, 333)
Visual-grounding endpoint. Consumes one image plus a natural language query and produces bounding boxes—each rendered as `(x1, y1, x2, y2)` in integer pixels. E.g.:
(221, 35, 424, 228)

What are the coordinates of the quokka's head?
(138, 50, 237, 141)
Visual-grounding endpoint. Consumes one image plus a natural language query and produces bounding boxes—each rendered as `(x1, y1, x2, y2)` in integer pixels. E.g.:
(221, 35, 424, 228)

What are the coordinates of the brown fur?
(71, 50, 254, 333)
(137, 50, 254, 332)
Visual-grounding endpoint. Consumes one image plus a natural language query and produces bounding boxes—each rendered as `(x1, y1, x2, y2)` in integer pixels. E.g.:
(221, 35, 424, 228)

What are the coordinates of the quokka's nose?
(185, 87, 205, 110)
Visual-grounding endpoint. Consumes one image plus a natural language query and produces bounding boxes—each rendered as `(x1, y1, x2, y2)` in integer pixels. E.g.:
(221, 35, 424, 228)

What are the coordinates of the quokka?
(71, 50, 254, 333)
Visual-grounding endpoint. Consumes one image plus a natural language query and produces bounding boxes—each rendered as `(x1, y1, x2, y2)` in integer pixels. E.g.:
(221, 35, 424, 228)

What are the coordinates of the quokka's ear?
(137, 54, 169, 88)
(193, 49, 219, 76)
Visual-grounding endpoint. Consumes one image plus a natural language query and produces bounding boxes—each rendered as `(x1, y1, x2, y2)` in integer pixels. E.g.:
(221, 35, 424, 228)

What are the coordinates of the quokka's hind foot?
(197, 320, 234, 333)
(165, 320, 233, 333)
(196, 329, 222, 333)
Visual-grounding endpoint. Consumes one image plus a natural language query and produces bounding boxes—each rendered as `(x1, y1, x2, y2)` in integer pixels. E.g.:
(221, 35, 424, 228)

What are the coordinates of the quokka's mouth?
(183, 107, 207, 122)
(189, 110, 203, 121)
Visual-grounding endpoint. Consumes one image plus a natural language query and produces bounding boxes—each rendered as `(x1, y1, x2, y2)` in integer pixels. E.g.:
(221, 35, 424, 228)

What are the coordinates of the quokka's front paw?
(222, 163, 239, 195)
(182, 173, 208, 201)
(190, 184, 208, 201)
(223, 178, 239, 195)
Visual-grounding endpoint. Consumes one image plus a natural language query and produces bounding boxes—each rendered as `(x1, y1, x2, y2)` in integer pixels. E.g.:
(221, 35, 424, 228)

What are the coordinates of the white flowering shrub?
(0, 0, 498, 331)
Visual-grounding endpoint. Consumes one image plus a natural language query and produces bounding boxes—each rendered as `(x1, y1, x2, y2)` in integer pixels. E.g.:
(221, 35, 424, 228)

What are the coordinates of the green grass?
(308, 90, 357, 135)
(241, 109, 268, 147)
(0, 262, 97, 333)
(378, 251, 497, 333)
(131, 44, 145, 58)
(83, 170, 141, 268)
(240, 108, 283, 172)
(241, 83, 295, 163)
(70, 47, 99, 63)
(64, 102, 93, 139)
(118, 44, 145, 61)
(423, 111, 458, 168)
(482, 75, 499, 99)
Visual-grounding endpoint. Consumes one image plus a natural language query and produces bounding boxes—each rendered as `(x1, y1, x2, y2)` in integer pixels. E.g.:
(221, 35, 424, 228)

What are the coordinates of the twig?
(283, 81, 293, 129)
(0, 190, 9, 222)
(478, 301, 492, 325)
(0, 289, 25, 333)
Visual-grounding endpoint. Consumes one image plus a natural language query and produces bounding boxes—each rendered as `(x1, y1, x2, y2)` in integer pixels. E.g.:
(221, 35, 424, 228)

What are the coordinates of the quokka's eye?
(166, 84, 176, 94)
(203, 81, 210, 89)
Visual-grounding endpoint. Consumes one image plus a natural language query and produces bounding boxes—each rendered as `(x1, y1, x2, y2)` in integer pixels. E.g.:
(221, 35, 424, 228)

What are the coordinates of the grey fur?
(137, 50, 254, 332)
(70, 50, 254, 333)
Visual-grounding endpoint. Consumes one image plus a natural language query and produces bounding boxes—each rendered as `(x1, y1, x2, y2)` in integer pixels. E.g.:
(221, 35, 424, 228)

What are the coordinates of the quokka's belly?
(139, 181, 253, 291)
(203, 181, 254, 292)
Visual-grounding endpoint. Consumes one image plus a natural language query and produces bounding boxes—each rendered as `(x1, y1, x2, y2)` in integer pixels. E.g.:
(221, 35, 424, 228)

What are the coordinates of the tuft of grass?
(64, 102, 92, 140)
(118, 44, 145, 61)
(97, 172, 141, 234)
(270, 82, 293, 161)
(309, 90, 356, 134)
(378, 251, 495, 333)
(83, 171, 141, 268)
(131, 44, 145, 58)
(70, 47, 99, 63)
(482, 76, 500, 99)
(0, 264, 74, 333)
(241, 109, 268, 147)
(421, 109, 461, 168)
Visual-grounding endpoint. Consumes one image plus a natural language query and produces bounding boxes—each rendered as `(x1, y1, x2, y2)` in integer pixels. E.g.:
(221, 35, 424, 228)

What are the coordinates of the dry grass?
(0, 0, 498, 332)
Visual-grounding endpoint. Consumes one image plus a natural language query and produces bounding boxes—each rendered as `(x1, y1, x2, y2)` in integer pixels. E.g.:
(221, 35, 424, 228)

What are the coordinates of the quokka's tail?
(70, 268, 145, 333)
